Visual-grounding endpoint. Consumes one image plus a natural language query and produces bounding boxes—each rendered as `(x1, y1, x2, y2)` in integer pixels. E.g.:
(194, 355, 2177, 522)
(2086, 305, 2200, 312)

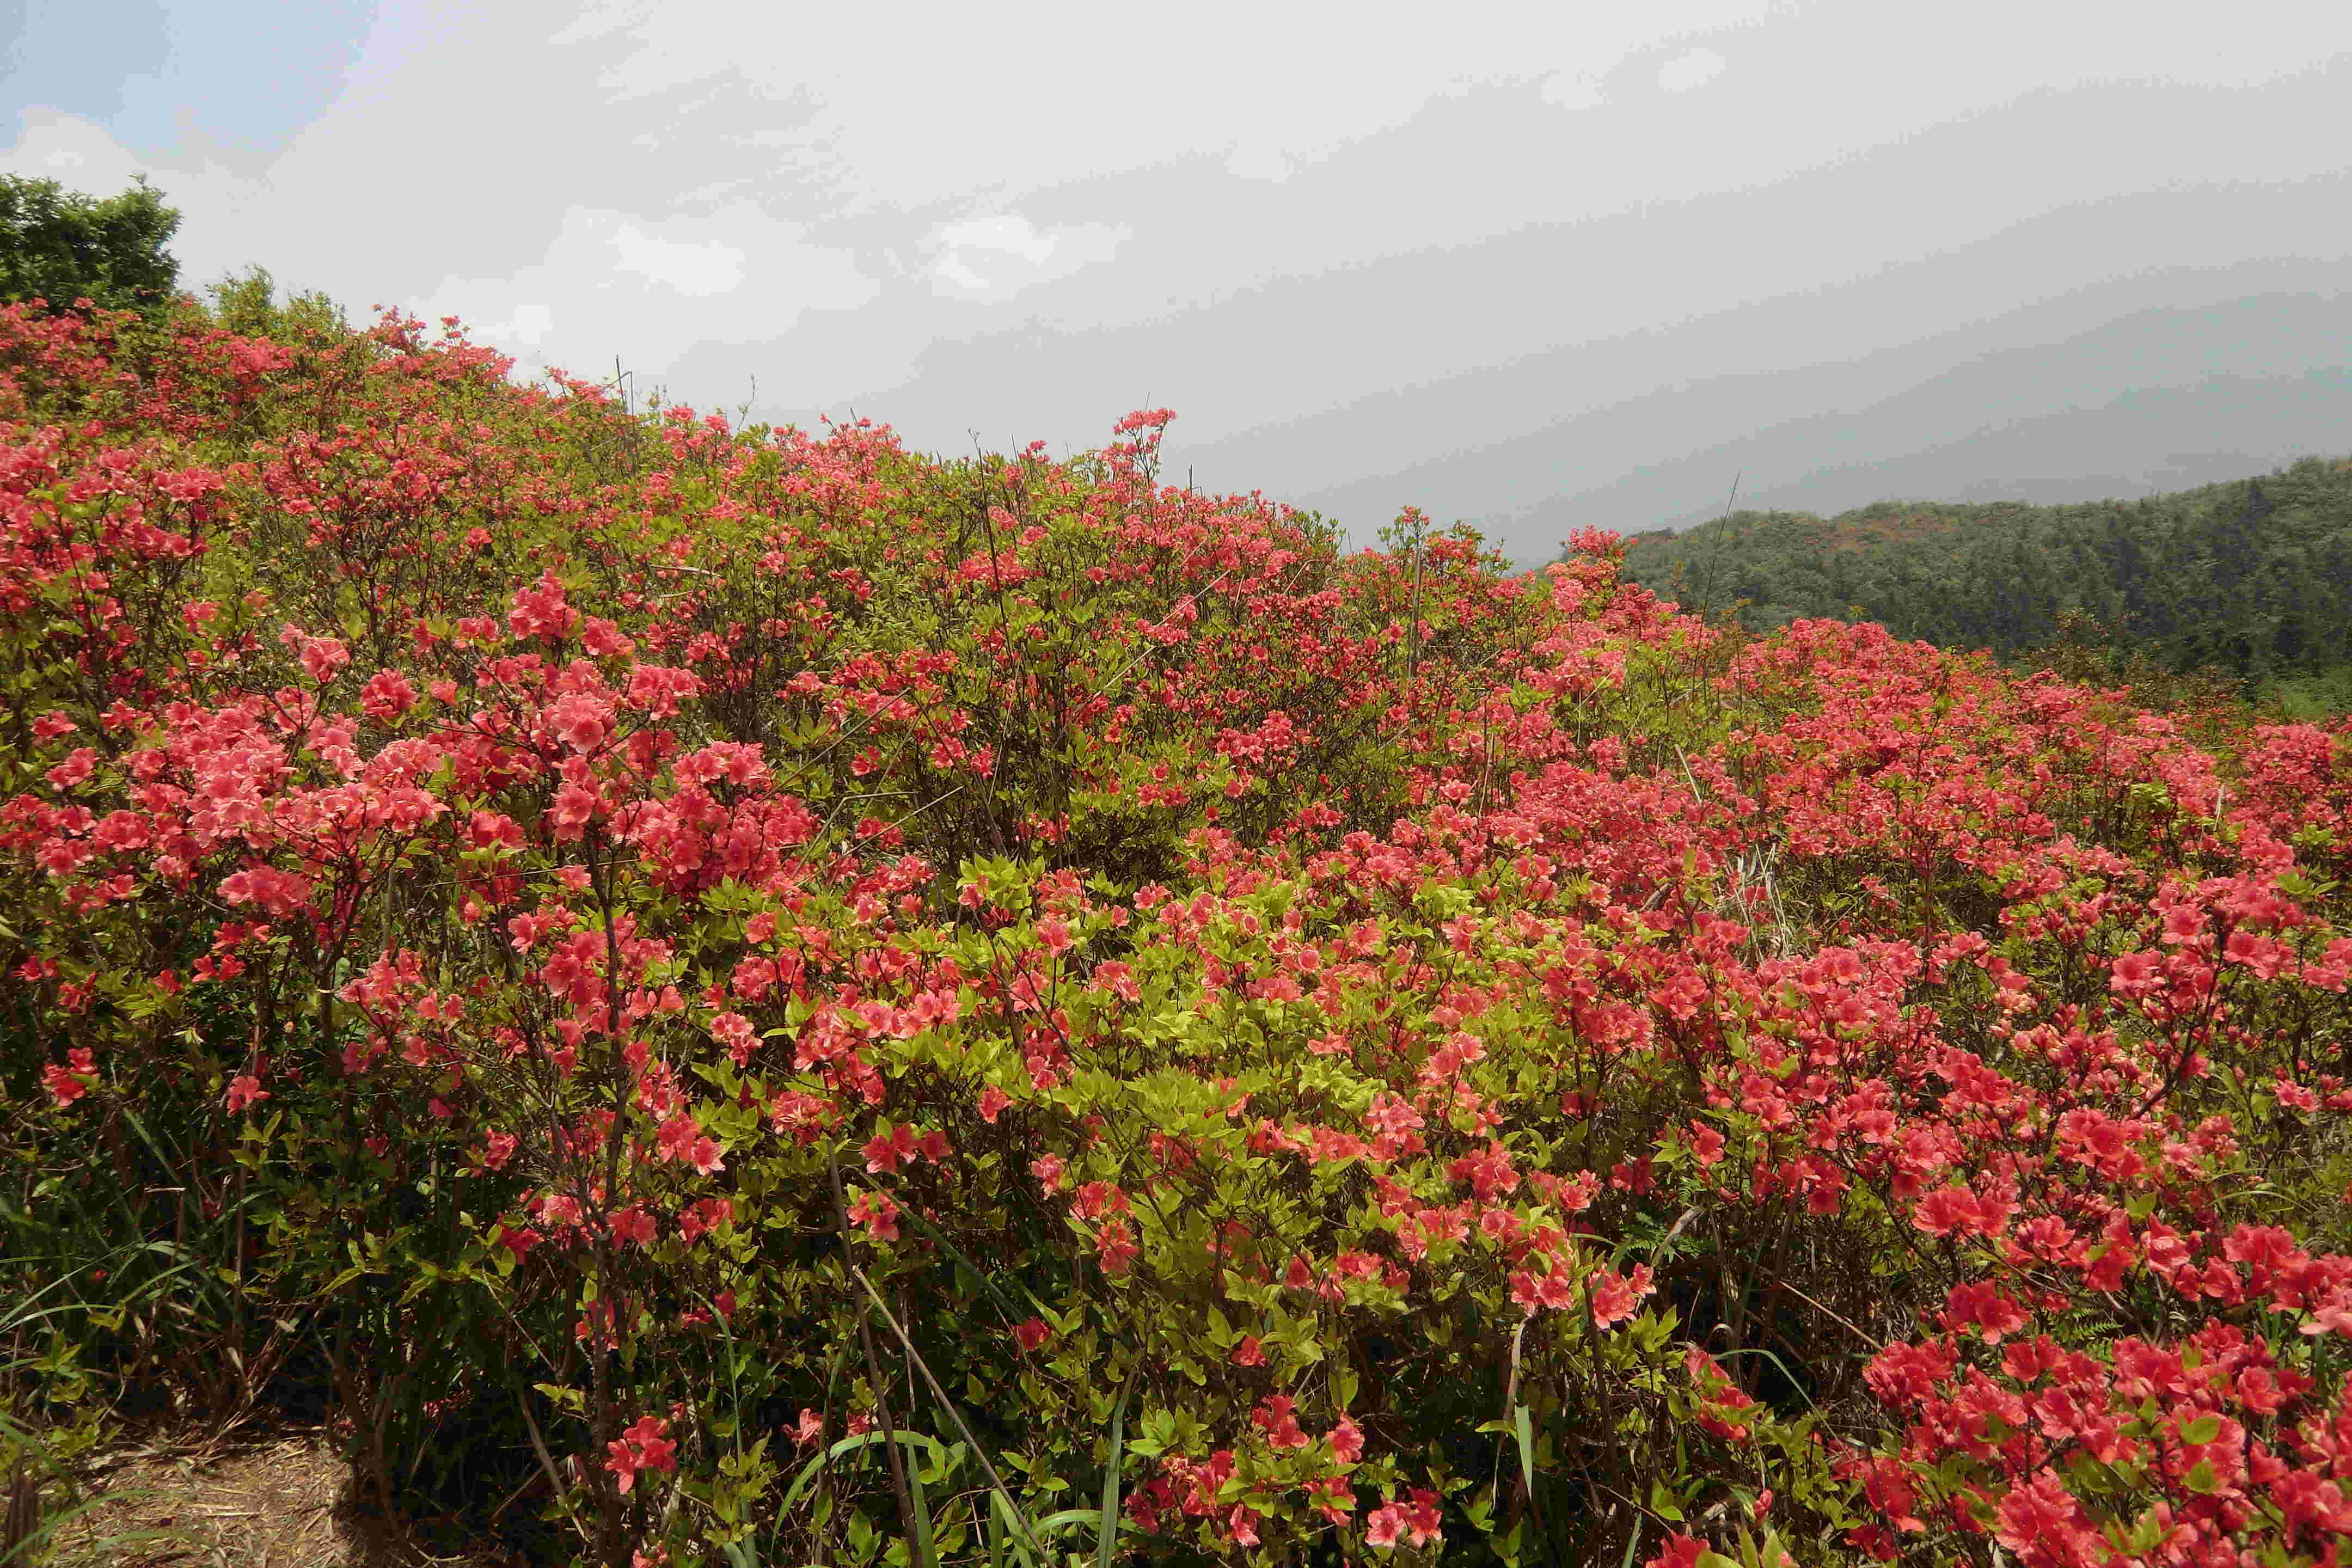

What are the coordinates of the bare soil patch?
(36, 1416, 523, 1568)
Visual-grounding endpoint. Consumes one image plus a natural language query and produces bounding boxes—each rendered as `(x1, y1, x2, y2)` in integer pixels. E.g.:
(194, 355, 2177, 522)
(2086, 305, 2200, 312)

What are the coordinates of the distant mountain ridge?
(1260, 283, 2352, 567)
(1611, 451, 2352, 691)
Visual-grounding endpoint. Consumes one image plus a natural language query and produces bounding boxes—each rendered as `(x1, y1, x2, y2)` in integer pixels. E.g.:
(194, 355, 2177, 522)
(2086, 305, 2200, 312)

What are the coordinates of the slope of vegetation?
(3, 287, 2352, 1568)
(1615, 460, 2352, 712)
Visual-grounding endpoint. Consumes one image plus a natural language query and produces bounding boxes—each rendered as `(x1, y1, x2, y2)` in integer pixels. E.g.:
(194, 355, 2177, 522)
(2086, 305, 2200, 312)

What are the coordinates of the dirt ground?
(36, 1415, 525, 1568)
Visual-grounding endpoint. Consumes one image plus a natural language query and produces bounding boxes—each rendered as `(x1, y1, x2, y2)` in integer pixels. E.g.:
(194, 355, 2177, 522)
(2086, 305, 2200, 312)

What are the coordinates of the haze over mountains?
(709, 60, 2352, 571)
(1272, 272, 2352, 566)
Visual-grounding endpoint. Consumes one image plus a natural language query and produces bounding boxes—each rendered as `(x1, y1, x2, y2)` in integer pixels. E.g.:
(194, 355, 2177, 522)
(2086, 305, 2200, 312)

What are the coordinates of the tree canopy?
(1609, 455, 2352, 706)
(0, 172, 183, 321)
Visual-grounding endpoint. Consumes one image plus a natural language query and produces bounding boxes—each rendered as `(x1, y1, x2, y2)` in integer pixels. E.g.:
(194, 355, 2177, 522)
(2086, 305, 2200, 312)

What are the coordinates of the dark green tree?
(0, 172, 183, 321)
(1604, 454, 2352, 709)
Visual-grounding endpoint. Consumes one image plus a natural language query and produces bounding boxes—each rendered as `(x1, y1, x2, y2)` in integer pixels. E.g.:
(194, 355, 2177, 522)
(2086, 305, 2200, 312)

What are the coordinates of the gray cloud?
(3, 0, 2346, 555)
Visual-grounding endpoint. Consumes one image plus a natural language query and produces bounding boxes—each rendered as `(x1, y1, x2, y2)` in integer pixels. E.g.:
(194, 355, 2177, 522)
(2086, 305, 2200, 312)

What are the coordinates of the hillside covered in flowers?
(5, 292, 2352, 1568)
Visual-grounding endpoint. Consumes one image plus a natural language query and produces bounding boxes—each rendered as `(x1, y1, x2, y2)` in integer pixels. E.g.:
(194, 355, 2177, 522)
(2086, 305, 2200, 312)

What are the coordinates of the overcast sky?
(6, 0, 2349, 562)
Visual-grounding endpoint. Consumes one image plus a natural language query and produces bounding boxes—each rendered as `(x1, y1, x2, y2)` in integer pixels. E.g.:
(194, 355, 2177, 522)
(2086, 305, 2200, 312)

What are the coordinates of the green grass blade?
(1033, 1509, 1102, 1534)
(1514, 1402, 1535, 1499)
(846, 1264, 1050, 1566)
(896, 1202, 1025, 1325)
(776, 1429, 943, 1516)
(991, 1490, 1044, 1568)
(1098, 1369, 1137, 1568)
(1706, 1347, 1819, 1412)
(905, 1425, 935, 1568)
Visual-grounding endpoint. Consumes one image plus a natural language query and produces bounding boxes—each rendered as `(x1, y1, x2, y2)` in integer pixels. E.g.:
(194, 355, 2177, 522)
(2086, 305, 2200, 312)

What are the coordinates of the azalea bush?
(3, 291, 2351, 1568)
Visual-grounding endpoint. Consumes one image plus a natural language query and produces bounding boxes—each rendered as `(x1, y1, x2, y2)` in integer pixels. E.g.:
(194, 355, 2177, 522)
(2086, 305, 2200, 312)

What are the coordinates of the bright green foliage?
(0, 174, 183, 323)
(197, 264, 351, 346)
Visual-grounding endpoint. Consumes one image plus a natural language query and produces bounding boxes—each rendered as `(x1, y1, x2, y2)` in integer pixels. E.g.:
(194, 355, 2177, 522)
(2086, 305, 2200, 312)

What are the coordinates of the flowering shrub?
(3, 293, 2351, 1568)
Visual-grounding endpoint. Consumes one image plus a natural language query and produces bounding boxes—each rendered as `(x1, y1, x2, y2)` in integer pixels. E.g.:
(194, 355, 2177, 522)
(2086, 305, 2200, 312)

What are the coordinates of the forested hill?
(1612, 451, 2352, 693)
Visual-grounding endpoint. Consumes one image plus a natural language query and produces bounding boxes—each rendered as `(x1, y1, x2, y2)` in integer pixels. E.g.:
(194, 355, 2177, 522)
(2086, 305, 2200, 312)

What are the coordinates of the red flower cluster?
(7, 296, 2351, 1567)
